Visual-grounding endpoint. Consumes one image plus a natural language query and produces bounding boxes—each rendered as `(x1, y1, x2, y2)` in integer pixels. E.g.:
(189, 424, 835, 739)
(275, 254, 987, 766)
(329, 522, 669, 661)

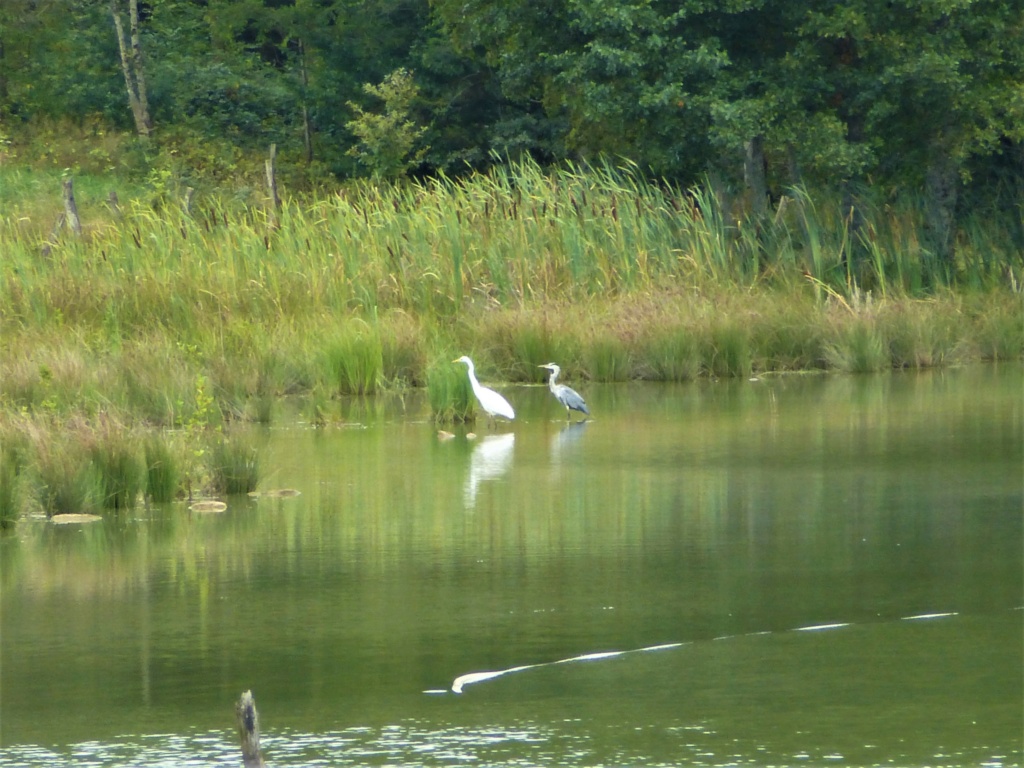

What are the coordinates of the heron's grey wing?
(561, 386, 589, 414)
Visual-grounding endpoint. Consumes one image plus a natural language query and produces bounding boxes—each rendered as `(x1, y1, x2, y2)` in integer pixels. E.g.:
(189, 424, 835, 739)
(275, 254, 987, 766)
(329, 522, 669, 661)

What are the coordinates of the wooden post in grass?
(42, 177, 82, 256)
(235, 690, 266, 767)
(107, 190, 122, 219)
(63, 177, 82, 236)
(265, 143, 281, 231)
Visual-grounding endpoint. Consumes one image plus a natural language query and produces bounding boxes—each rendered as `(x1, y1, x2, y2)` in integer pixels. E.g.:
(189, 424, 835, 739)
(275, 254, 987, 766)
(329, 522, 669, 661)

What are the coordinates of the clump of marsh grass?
(642, 326, 702, 382)
(379, 312, 427, 385)
(472, 307, 583, 382)
(428, 357, 475, 423)
(0, 430, 31, 526)
(209, 435, 261, 495)
(144, 433, 181, 503)
(880, 299, 964, 369)
(33, 432, 103, 517)
(89, 424, 145, 511)
(705, 323, 753, 379)
(509, 320, 567, 378)
(321, 323, 384, 395)
(745, 291, 829, 372)
(826, 318, 890, 373)
(973, 294, 1024, 361)
(586, 337, 632, 382)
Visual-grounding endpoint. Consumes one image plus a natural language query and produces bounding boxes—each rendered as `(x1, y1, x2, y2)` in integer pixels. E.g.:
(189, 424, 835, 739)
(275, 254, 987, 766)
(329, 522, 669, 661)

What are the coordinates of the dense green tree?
(0, 0, 124, 123)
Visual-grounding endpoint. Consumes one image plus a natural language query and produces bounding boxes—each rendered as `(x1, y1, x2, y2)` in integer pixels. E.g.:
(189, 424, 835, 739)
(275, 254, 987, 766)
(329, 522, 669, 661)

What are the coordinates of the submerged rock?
(190, 500, 228, 513)
(50, 513, 103, 525)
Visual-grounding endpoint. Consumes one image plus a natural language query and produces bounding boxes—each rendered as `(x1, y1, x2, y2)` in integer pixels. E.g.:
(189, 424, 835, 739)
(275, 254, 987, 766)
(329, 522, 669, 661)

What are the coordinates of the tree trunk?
(785, 143, 802, 188)
(265, 144, 281, 233)
(924, 138, 959, 276)
(111, 0, 152, 137)
(299, 40, 314, 163)
(743, 135, 768, 217)
(0, 36, 8, 108)
(265, 144, 281, 212)
(1014, 141, 1024, 253)
(839, 113, 867, 282)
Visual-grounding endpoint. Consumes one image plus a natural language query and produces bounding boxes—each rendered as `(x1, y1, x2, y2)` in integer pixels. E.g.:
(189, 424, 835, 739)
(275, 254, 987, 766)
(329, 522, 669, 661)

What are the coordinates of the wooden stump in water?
(235, 690, 266, 767)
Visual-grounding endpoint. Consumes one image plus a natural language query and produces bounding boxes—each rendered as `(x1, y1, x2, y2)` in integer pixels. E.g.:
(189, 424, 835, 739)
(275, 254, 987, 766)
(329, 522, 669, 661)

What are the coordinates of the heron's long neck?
(547, 370, 560, 390)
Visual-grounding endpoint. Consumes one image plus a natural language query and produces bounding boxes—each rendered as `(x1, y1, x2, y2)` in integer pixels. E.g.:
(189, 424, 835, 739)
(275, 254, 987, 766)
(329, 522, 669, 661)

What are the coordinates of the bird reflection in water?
(463, 432, 515, 508)
(551, 418, 589, 465)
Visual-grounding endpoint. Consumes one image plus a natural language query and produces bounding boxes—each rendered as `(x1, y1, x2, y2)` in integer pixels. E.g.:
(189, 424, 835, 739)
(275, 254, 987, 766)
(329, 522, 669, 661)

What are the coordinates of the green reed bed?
(0, 160, 1021, 457)
(0, 409, 264, 520)
(5, 160, 1020, 336)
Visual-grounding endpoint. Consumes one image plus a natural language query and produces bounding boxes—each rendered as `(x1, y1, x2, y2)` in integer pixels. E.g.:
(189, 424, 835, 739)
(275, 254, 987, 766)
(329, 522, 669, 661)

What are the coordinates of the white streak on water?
(792, 622, 851, 632)
(448, 610, 973, 693)
(555, 651, 624, 663)
(451, 665, 537, 694)
(450, 640, 687, 693)
(638, 642, 685, 652)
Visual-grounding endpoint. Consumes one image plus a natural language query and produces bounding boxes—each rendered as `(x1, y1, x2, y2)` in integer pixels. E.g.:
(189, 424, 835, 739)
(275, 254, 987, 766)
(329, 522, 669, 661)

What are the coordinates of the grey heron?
(453, 356, 515, 425)
(538, 363, 590, 421)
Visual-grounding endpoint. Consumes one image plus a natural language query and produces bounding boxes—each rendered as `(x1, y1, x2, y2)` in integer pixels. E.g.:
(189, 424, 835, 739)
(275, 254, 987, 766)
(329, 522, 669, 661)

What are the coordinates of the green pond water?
(1, 365, 1021, 767)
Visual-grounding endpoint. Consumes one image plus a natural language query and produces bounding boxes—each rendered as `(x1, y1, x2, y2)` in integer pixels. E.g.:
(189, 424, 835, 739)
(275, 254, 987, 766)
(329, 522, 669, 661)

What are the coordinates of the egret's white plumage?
(539, 363, 589, 420)
(453, 356, 515, 424)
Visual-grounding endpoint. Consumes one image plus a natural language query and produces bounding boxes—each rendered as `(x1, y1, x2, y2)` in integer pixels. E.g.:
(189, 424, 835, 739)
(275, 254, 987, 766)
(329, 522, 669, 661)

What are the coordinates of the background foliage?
(1, 2, 1020, 175)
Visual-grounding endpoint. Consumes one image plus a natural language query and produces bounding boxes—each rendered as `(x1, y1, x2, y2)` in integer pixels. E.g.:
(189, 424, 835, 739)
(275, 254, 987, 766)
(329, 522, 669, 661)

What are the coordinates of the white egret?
(538, 363, 589, 421)
(453, 356, 515, 425)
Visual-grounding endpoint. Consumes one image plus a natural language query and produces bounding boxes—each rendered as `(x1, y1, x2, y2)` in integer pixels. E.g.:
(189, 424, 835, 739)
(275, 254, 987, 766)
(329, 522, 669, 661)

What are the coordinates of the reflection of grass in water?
(3, 365, 1019, 618)
(974, 296, 1024, 361)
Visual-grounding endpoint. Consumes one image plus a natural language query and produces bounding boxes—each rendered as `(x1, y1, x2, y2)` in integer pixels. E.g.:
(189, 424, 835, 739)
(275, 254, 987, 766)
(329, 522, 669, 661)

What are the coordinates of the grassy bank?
(1, 159, 1022, 520)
